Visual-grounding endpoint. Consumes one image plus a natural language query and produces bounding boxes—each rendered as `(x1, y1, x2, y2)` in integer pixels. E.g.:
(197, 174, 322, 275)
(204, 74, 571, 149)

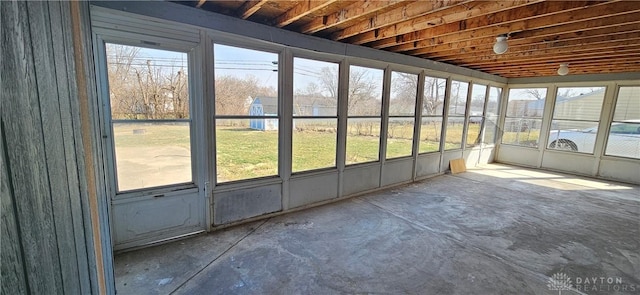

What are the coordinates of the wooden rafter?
(237, 0, 269, 19)
(345, 0, 544, 45)
(407, 22, 640, 59)
(368, 0, 606, 50)
(432, 32, 640, 61)
(274, 0, 339, 28)
(388, 1, 639, 56)
(299, 0, 405, 34)
(329, 0, 469, 41)
(185, 0, 640, 78)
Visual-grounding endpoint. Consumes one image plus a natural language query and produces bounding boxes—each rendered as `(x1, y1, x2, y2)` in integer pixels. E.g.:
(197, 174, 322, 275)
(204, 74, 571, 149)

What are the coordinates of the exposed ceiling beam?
(274, 0, 339, 28)
(441, 41, 640, 66)
(196, 0, 207, 9)
(455, 47, 640, 67)
(431, 32, 640, 61)
(476, 59, 640, 72)
(345, 0, 544, 46)
(368, 0, 605, 49)
(329, 0, 469, 41)
(387, 1, 637, 55)
(237, 0, 269, 19)
(299, 0, 403, 34)
(407, 23, 640, 59)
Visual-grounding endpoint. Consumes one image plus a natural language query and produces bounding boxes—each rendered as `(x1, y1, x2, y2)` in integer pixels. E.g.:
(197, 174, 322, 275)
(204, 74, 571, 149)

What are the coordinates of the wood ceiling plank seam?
(371, 0, 615, 50)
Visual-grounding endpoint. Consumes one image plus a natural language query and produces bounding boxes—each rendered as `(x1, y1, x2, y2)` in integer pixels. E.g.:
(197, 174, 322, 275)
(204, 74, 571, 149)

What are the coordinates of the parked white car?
(547, 120, 640, 158)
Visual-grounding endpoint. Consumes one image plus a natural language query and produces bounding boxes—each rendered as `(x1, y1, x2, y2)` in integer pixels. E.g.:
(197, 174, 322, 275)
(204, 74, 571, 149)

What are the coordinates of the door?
(98, 41, 206, 250)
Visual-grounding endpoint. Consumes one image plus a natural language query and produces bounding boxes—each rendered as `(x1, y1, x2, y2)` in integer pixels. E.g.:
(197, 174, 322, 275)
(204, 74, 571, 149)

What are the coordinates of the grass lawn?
(113, 122, 492, 185)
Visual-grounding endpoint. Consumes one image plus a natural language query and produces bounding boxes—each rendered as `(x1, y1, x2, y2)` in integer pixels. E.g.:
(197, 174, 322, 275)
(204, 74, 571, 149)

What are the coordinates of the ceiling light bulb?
(557, 63, 569, 76)
(493, 36, 508, 54)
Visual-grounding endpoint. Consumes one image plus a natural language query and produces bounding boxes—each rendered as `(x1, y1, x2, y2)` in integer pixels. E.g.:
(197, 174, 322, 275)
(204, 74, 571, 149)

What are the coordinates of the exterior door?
(98, 41, 206, 250)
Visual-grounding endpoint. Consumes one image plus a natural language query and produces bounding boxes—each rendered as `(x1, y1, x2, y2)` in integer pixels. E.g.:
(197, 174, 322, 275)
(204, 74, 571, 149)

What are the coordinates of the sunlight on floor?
(468, 164, 635, 191)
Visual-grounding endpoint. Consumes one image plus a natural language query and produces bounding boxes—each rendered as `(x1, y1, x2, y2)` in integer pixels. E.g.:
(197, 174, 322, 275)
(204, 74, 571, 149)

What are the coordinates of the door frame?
(92, 27, 209, 250)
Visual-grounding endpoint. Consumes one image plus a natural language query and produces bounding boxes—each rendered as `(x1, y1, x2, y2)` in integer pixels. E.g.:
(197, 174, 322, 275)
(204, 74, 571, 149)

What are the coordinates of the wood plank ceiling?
(179, 0, 640, 79)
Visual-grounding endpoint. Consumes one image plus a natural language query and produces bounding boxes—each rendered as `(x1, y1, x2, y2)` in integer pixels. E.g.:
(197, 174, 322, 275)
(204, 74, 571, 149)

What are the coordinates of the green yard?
(113, 122, 484, 184)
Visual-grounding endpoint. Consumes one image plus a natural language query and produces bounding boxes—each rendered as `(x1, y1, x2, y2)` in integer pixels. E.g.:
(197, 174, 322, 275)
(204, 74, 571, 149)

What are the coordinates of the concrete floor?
(114, 164, 640, 294)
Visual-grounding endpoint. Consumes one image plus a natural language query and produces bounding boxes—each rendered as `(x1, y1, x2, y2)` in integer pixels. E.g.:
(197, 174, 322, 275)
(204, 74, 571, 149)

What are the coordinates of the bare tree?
(347, 68, 379, 116)
(423, 78, 446, 115)
(215, 75, 276, 115)
(390, 73, 418, 114)
(106, 44, 190, 119)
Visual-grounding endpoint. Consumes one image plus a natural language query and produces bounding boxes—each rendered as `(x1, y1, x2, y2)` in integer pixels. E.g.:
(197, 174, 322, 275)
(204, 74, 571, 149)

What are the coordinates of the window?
(106, 44, 192, 192)
(548, 87, 606, 153)
(445, 80, 468, 150)
(419, 76, 446, 153)
(292, 57, 339, 172)
(466, 84, 487, 148)
(605, 86, 640, 159)
(502, 88, 547, 147)
(346, 66, 383, 165)
(214, 44, 279, 183)
(387, 71, 417, 159)
(483, 87, 502, 144)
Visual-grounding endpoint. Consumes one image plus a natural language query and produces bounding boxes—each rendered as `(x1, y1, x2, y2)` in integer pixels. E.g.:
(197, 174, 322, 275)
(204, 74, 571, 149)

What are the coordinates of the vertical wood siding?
(1, 1, 100, 294)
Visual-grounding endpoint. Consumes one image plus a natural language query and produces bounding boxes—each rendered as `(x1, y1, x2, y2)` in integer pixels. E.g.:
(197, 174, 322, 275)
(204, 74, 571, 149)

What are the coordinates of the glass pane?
(607, 86, 640, 159)
(613, 86, 640, 121)
(423, 76, 446, 116)
(113, 122, 191, 191)
(466, 117, 483, 148)
(386, 118, 415, 158)
(605, 122, 640, 159)
(214, 44, 279, 116)
(449, 80, 468, 116)
(444, 117, 464, 150)
(486, 87, 501, 116)
(292, 119, 337, 172)
(293, 58, 338, 117)
(548, 120, 598, 153)
(216, 119, 278, 183)
(483, 115, 499, 145)
(553, 87, 605, 121)
(106, 44, 189, 120)
(348, 66, 383, 116)
(389, 71, 417, 116)
(506, 88, 547, 118)
(484, 87, 502, 144)
(502, 118, 543, 147)
(419, 117, 442, 153)
(470, 84, 487, 117)
(346, 118, 381, 165)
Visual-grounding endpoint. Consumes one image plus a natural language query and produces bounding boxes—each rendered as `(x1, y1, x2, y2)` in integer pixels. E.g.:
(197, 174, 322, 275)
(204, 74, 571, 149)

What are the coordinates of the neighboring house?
(249, 96, 338, 130)
(552, 89, 606, 120)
